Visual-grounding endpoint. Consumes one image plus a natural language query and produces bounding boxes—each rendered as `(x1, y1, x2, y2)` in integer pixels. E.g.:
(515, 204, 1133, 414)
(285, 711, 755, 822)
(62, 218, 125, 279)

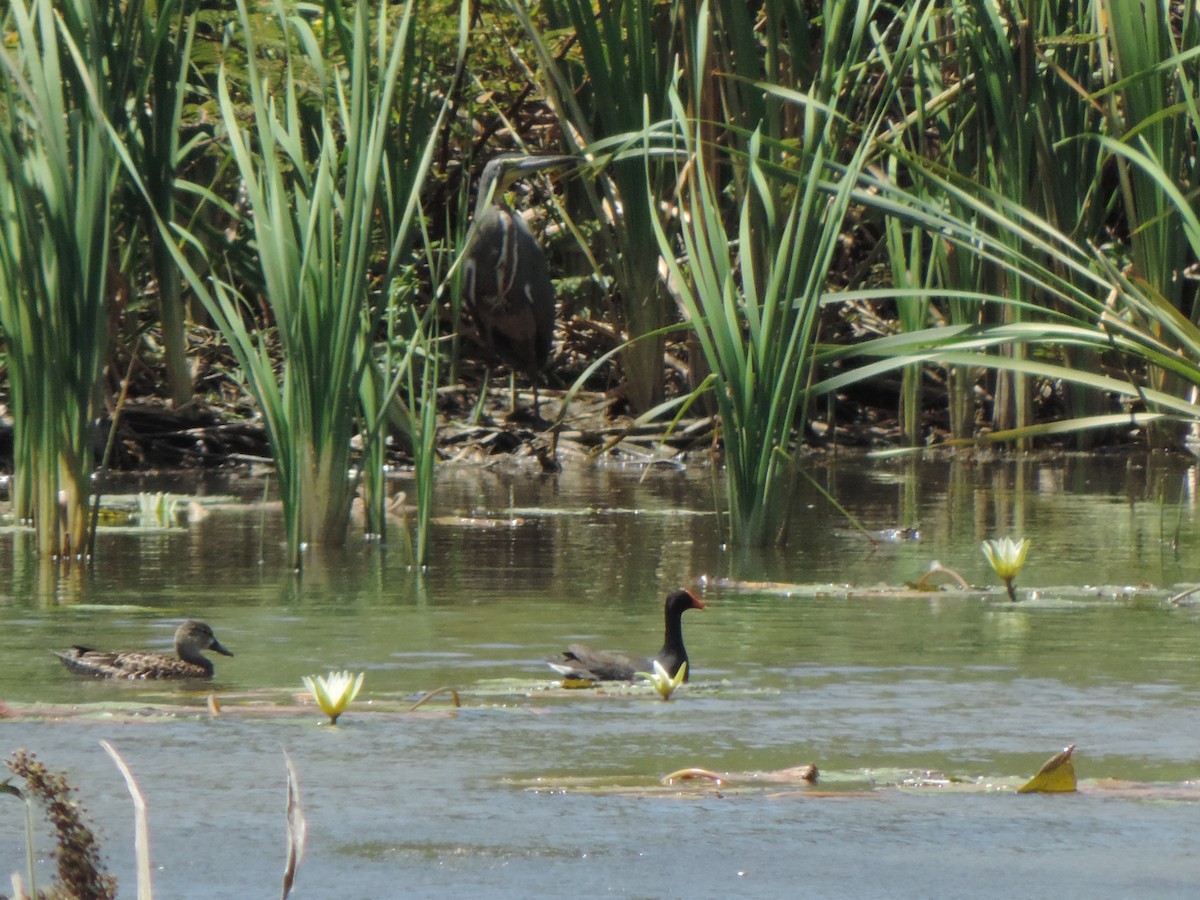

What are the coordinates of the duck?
(548, 589, 705, 682)
(54, 620, 234, 679)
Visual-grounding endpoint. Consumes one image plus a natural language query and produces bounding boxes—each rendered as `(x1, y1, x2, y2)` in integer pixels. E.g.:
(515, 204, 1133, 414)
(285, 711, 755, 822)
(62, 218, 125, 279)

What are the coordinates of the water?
(2, 455, 1200, 897)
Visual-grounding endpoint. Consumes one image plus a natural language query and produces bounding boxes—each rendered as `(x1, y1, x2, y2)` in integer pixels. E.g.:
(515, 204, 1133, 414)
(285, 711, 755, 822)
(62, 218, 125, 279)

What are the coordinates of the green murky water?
(2, 455, 1199, 898)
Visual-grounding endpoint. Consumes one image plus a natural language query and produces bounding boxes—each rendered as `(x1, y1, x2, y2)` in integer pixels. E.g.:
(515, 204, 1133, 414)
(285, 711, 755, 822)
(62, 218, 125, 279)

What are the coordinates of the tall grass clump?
(0, 0, 113, 558)
(398, 320, 439, 568)
(816, 155, 1200, 449)
(1095, 0, 1200, 443)
(515, 0, 686, 413)
(850, 0, 1200, 449)
(949, 0, 1039, 438)
(168, 0, 451, 566)
(875, 0, 1112, 442)
(393, 233, 448, 568)
(650, 1, 927, 546)
(356, 1, 464, 560)
(106, 0, 204, 409)
(357, 291, 441, 566)
(1099, 0, 1199, 315)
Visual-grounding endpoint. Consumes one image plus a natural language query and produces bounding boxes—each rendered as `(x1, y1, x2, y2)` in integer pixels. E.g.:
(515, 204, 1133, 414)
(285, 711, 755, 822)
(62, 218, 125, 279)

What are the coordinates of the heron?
(462, 153, 579, 420)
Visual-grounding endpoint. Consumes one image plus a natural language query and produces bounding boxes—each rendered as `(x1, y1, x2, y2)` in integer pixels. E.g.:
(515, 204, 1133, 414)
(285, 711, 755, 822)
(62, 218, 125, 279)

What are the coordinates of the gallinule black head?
(547, 589, 705, 682)
(54, 620, 234, 680)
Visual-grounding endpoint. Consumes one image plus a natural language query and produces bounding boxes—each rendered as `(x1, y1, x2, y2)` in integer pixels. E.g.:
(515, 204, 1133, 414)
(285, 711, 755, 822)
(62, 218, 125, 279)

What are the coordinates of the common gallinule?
(55, 620, 234, 679)
(548, 589, 705, 682)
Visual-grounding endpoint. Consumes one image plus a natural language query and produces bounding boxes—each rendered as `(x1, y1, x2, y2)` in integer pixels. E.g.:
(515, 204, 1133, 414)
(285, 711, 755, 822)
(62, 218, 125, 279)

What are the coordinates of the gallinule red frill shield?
(54, 620, 234, 679)
(547, 589, 705, 682)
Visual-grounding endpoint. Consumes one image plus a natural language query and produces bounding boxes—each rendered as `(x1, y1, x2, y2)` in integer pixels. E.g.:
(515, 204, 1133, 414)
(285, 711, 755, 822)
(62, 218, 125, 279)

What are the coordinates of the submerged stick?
(100, 741, 153, 900)
(408, 686, 461, 711)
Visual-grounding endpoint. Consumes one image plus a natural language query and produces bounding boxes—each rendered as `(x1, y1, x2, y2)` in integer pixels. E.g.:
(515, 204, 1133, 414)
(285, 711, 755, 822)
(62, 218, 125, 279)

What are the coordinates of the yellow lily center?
(981, 537, 1030, 582)
(301, 670, 364, 724)
(636, 660, 687, 700)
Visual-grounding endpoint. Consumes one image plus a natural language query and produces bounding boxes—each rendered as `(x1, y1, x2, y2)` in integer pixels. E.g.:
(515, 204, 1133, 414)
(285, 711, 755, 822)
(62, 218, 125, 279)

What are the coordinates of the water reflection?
(3, 453, 1200, 603)
(2, 455, 1200, 897)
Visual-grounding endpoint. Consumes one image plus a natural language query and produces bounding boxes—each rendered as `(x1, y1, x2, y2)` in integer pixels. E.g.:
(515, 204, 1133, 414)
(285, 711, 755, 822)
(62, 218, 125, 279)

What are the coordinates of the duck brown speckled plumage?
(548, 589, 705, 682)
(54, 620, 234, 680)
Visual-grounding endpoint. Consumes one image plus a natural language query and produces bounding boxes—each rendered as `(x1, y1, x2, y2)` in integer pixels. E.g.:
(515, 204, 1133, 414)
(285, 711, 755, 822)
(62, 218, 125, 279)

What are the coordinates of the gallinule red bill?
(54, 620, 234, 679)
(548, 589, 705, 682)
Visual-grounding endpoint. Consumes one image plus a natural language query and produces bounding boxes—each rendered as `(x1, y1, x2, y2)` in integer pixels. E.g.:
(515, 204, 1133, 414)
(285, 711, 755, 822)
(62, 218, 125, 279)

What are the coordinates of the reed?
(819, 156, 1200, 443)
(282, 751, 306, 900)
(1095, 0, 1200, 444)
(853, 0, 1200, 447)
(401, 297, 441, 570)
(882, 158, 936, 446)
(106, 0, 203, 408)
(1098, 0, 1199, 312)
(515, 0, 685, 413)
(100, 741, 153, 900)
(357, 294, 441, 566)
(951, 0, 1039, 438)
(650, 1, 927, 546)
(0, 0, 113, 558)
(874, 9, 958, 445)
(877, 1, 1103, 441)
(190, 0, 444, 566)
(358, 3, 465, 562)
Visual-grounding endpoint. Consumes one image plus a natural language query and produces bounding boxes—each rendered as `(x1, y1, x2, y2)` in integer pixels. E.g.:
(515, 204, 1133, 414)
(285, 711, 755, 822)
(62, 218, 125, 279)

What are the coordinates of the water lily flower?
(301, 670, 364, 724)
(981, 537, 1031, 602)
(637, 660, 687, 701)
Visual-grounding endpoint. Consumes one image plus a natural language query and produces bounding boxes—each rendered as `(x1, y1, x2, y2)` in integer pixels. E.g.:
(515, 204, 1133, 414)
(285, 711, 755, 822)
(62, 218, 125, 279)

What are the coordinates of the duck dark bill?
(54, 620, 233, 680)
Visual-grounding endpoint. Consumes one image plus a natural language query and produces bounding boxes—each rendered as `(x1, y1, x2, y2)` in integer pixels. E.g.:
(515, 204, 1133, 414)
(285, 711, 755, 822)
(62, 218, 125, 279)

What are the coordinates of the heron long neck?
(474, 160, 509, 221)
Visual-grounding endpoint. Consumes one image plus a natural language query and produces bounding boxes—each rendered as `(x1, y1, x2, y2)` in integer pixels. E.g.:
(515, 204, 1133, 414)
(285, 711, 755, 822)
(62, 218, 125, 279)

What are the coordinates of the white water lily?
(981, 537, 1031, 602)
(636, 660, 687, 701)
(302, 670, 364, 724)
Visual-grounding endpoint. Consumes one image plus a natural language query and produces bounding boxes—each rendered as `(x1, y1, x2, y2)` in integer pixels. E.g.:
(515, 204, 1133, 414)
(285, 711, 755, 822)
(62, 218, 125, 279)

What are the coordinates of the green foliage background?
(1, 0, 1199, 555)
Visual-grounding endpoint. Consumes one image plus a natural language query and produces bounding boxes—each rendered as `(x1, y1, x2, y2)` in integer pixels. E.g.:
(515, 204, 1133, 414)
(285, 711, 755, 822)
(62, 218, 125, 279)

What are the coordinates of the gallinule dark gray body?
(548, 589, 705, 682)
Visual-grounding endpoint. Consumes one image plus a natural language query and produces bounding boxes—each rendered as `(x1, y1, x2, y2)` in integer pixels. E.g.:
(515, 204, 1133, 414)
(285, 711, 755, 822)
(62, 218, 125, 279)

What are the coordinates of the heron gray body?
(464, 203, 557, 379)
(462, 154, 577, 404)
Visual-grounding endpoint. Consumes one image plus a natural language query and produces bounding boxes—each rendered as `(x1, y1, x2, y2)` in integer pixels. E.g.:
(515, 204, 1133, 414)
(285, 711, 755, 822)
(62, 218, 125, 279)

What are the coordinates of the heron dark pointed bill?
(462, 153, 582, 420)
(472, 153, 581, 221)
